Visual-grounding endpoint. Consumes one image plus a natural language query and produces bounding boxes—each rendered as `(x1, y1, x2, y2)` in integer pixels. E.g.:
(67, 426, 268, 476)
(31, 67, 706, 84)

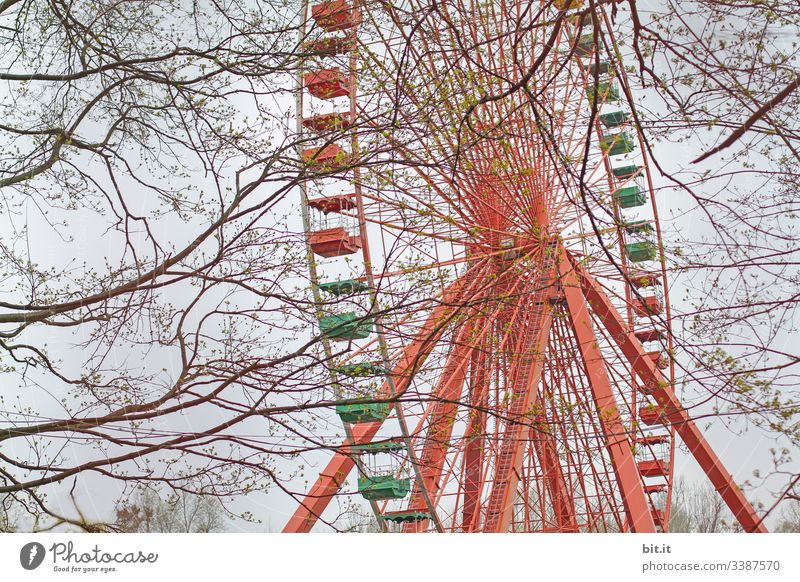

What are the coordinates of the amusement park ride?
(284, 0, 767, 532)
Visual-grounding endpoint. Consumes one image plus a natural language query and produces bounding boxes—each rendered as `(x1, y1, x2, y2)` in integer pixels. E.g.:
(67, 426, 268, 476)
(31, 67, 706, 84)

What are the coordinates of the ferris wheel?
(285, 0, 766, 533)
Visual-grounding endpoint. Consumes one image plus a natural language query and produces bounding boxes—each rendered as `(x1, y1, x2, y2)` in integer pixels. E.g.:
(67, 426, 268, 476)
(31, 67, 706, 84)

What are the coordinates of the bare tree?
(340, 506, 381, 533)
(774, 500, 800, 533)
(114, 489, 227, 533)
(668, 478, 734, 533)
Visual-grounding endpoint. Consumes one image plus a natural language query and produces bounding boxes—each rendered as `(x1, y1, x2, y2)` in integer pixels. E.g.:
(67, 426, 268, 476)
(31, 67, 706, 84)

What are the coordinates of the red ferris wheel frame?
(286, 0, 766, 533)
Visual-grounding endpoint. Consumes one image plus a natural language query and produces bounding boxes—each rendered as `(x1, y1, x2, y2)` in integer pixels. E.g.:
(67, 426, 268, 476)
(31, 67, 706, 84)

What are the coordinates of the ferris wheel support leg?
(402, 322, 476, 532)
(483, 305, 554, 532)
(460, 341, 491, 531)
(559, 249, 657, 533)
(566, 252, 768, 533)
(283, 281, 468, 533)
